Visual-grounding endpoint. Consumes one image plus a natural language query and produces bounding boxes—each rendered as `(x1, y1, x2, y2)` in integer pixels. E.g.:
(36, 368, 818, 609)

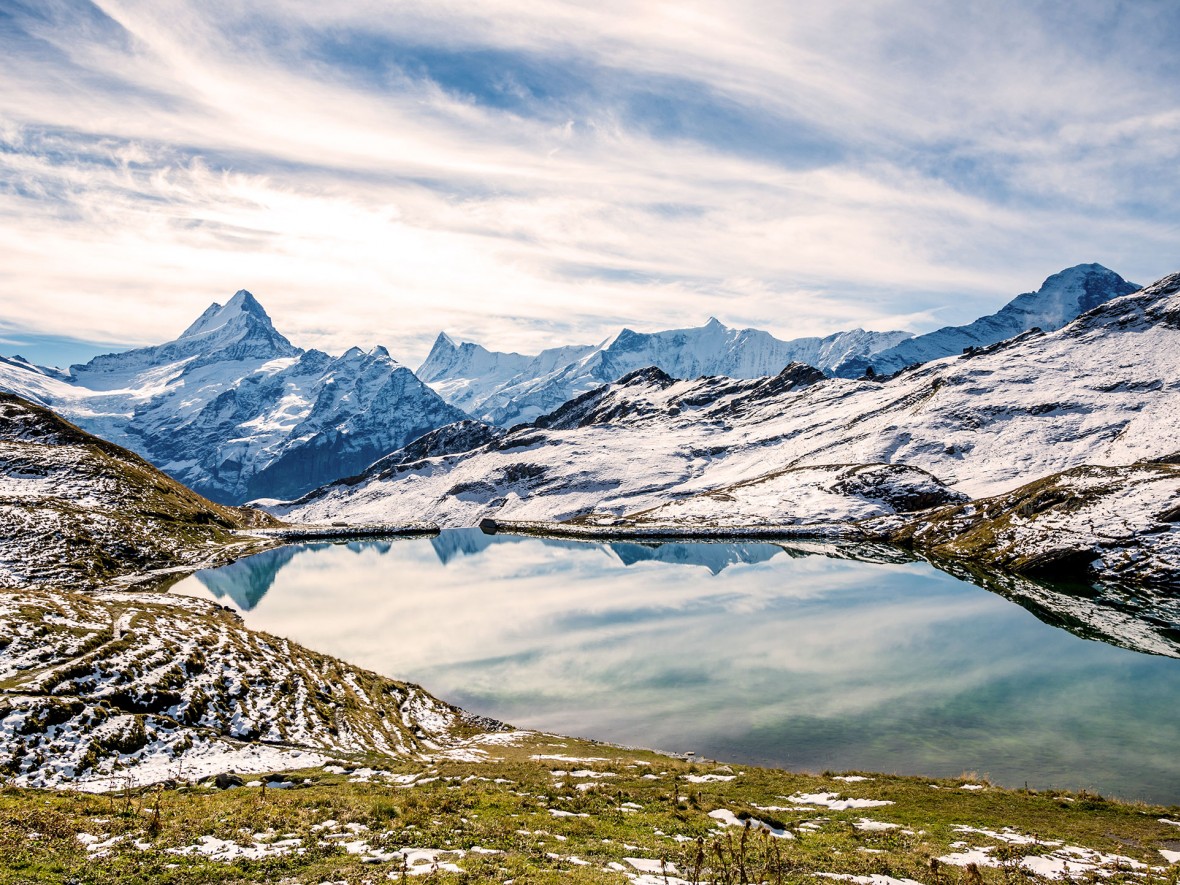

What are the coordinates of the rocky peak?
(173, 289, 298, 360)
(999, 264, 1139, 329)
(831, 264, 1138, 379)
(417, 333, 463, 382)
(70, 290, 300, 385)
(180, 289, 274, 339)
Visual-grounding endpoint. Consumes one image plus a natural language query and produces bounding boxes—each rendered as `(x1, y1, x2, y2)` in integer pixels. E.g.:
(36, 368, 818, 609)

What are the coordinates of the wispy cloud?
(1, 0, 1177, 365)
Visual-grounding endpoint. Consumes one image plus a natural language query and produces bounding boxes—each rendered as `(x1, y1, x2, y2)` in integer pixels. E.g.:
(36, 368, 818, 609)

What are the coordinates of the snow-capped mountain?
(0, 291, 467, 503)
(832, 263, 1139, 377)
(72, 289, 302, 389)
(418, 319, 911, 426)
(280, 272, 1180, 539)
(417, 334, 597, 420)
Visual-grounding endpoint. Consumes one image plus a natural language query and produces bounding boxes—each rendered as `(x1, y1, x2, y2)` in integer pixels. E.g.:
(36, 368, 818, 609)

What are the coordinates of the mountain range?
(418, 321, 911, 426)
(417, 263, 1138, 424)
(279, 270, 1180, 587)
(0, 291, 467, 503)
(0, 263, 1143, 507)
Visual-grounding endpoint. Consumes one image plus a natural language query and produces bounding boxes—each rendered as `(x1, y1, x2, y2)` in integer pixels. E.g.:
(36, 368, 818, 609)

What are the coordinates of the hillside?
(0, 291, 467, 503)
(0, 587, 495, 791)
(0, 394, 278, 591)
(880, 462, 1180, 587)
(279, 272, 1180, 543)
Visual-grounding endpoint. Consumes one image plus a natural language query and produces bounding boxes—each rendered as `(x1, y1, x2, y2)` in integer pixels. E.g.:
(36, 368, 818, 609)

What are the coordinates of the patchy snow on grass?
(626, 857, 677, 873)
(473, 730, 533, 746)
(953, 826, 1044, 845)
(709, 809, 793, 839)
(433, 747, 491, 762)
(815, 874, 923, 885)
(384, 847, 466, 875)
(854, 819, 900, 832)
(785, 792, 893, 810)
(73, 741, 330, 793)
(550, 769, 616, 779)
(167, 834, 304, 862)
(938, 827, 1153, 880)
(532, 754, 609, 763)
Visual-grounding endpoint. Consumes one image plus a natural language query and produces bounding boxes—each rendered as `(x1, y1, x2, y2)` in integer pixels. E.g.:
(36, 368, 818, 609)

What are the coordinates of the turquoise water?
(172, 530, 1180, 804)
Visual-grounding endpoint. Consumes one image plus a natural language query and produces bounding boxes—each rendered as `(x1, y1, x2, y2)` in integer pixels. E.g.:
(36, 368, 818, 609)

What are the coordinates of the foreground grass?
(3, 731, 1178, 884)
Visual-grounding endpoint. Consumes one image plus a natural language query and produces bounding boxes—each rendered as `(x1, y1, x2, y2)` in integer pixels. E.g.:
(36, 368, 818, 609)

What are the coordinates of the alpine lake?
(171, 529, 1180, 805)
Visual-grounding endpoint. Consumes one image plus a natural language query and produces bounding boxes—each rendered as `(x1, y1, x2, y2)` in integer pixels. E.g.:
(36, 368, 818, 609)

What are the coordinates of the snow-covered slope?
(832, 264, 1138, 378)
(626, 463, 969, 527)
(0, 588, 490, 789)
(0, 291, 467, 503)
(281, 272, 1180, 535)
(0, 394, 277, 591)
(418, 319, 910, 426)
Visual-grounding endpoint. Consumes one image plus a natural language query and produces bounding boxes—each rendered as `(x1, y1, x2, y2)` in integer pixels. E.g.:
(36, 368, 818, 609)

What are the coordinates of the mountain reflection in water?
(174, 529, 1180, 804)
(194, 532, 793, 607)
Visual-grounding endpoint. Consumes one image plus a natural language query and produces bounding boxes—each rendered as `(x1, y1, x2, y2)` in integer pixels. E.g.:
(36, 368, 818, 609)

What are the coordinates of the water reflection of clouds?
(175, 531, 1180, 803)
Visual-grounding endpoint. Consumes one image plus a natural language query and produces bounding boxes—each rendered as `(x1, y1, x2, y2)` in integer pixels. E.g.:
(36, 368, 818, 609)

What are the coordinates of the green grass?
(2, 731, 1178, 884)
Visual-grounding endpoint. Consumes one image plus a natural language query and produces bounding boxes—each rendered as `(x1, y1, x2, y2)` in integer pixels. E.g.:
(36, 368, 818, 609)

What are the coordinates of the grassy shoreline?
(3, 729, 1179, 884)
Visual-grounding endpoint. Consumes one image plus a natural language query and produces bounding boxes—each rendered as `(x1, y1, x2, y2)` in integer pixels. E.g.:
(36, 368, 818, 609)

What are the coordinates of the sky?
(1, 0, 1178, 368)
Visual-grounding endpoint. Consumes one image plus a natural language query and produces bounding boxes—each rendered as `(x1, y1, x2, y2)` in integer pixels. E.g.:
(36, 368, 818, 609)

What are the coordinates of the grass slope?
(0, 590, 487, 791)
(0, 394, 280, 590)
(1, 730, 1178, 884)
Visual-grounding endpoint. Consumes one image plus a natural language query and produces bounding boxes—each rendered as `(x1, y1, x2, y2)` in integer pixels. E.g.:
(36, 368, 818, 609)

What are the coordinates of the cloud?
(1, 0, 1177, 365)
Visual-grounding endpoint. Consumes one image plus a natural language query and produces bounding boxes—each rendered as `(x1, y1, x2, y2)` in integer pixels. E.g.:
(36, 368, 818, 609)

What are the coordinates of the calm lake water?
(172, 530, 1180, 804)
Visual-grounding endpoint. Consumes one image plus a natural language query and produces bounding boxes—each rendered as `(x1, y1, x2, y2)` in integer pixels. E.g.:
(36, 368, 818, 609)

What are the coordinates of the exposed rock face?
(876, 462, 1180, 587)
(0, 292, 468, 503)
